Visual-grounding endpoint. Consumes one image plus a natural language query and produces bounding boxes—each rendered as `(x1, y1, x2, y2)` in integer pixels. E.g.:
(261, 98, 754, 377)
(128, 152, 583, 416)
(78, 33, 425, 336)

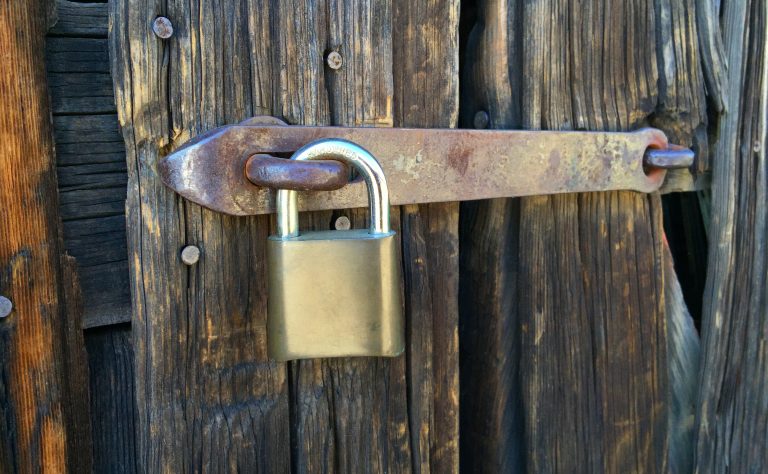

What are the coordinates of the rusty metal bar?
(159, 116, 693, 216)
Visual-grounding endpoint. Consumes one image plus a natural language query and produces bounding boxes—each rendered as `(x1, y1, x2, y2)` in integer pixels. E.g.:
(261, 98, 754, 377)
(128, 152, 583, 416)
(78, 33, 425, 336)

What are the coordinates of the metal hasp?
(159, 116, 695, 216)
(267, 139, 403, 361)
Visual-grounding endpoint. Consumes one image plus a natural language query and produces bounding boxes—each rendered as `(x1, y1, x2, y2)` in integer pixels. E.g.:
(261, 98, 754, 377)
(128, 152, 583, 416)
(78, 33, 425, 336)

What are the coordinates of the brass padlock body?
(267, 229, 404, 361)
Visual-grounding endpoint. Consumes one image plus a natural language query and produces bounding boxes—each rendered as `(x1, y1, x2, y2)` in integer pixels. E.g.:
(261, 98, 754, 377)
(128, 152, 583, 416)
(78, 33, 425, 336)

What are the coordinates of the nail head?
(0, 296, 12, 319)
(334, 216, 351, 230)
(326, 51, 343, 70)
(473, 110, 490, 129)
(181, 245, 200, 265)
(153, 16, 174, 39)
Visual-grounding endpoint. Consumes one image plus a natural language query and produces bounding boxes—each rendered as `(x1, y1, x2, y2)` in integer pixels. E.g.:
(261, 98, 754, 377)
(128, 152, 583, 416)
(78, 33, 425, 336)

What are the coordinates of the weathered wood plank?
(85, 325, 137, 473)
(112, 0, 461, 471)
(48, 72, 116, 115)
(46, 37, 110, 73)
(393, 1, 460, 471)
(60, 256, 94, 474)
(53, 114, 122, 145)
(652, 0, 710, 173)
(458, 0, 709, 470)
(111, 1, 291, 471)
(276, 1, 411, 470)
(459, 1, 524, 470)
(695, 0, 768, 471)
(49, 0, 108, 37)
(0, 2, 78, 471)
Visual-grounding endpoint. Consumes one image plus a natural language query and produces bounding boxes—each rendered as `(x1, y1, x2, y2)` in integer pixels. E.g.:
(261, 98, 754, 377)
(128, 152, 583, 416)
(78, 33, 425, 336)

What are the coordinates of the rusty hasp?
(159, 116, 693, 216)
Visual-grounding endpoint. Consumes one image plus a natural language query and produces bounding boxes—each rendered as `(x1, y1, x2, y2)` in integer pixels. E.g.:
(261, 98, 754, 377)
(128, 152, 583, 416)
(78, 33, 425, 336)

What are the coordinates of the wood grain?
(695, 0, 768, 471)
(111, 0, 461, 471)
(664, 243, 699, 474)
(85, 325, 137, 474)
(47, 1, 131, 329)
(0, 1, 76, 471)
(393, 1, 460, 471)
(48, 0, 108, 38)
(111, 1, 291, 471)
(456, 0, 718, 470)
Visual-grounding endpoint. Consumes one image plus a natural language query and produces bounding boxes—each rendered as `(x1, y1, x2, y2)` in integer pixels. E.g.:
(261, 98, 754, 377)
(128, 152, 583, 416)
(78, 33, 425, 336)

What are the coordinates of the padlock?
(267, 139, 404, 361)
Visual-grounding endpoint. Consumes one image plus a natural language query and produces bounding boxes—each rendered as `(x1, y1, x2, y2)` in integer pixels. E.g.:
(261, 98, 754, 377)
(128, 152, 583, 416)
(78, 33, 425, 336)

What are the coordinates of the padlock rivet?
(473, 110, 490, 129)
(326, 51, 343, 70)
(153, 16, 174, 39)
(334, 215, 351, 230)
(181, 245, 200, 265)
(0, 296, 12, 319)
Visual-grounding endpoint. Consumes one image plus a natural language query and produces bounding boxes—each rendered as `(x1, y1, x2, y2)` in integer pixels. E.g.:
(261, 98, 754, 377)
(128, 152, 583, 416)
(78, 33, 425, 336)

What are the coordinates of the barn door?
(108, 1, 712, 473)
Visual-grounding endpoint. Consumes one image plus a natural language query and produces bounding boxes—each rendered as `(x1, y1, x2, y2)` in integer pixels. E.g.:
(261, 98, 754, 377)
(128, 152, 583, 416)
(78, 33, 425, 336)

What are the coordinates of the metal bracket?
(159, 116, 694, 216)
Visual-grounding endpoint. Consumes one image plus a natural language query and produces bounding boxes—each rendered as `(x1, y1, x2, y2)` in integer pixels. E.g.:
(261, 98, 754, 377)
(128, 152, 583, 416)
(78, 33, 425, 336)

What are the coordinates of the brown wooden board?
(110, 0, 460, 471)
(458, 0, 714, 471)
(0, 1, 88, 471)
(47, 2, 131, 329)
(695, 0, 768, 470)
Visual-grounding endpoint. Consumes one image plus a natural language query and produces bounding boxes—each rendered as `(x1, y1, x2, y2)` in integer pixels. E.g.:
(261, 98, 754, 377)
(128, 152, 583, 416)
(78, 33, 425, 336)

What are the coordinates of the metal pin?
(153, 17, 174, 39)
(181, 245, 200, 265)
(326, 51, 343, 70)
(473, 110, 490, 129)
(0, 296, 12, 319)
(334, 215, 351, 230)
(643, 148, 695, 169)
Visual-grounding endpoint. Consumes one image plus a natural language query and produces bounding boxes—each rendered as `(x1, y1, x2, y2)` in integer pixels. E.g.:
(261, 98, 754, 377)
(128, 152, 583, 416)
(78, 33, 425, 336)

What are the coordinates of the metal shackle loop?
(276, 139, 391, 238)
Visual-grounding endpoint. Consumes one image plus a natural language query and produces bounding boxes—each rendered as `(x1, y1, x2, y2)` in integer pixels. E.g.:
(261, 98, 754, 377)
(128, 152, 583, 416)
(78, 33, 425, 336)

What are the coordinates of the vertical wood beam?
(0, 1, 85, 471)
(459, 0, 713, 470)
(696, 0, 768, 470)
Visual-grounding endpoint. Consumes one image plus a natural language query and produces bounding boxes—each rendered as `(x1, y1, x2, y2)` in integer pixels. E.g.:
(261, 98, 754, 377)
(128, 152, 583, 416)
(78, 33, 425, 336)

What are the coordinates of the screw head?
(473, 110, 490, 129)
(0, 296, 12, 319)
(334, 216, 351, 230)
(181, 245, 200, 265)
(326, 51, 343, 70)
(152, 16, 174, 39)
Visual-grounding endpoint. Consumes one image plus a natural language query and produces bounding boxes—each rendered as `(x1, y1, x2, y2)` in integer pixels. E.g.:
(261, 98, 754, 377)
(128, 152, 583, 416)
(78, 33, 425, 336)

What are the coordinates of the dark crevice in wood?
(662, 192, 708, 326)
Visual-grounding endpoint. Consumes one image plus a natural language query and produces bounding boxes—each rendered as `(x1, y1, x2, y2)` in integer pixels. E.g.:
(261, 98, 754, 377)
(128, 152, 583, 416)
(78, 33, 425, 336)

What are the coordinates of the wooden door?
(3, 0, 765, 472)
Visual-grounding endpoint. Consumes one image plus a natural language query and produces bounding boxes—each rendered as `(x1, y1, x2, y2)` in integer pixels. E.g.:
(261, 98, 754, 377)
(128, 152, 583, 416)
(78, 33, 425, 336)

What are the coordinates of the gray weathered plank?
(48, 72, 116, 114)
(111, 0, 461, 471)
(695, 0, 768, 471)
(111, 2, 292, 471)
(456, 0, 716, 470)
(46, 37, 110, 73)
(49, 0, 108, 37)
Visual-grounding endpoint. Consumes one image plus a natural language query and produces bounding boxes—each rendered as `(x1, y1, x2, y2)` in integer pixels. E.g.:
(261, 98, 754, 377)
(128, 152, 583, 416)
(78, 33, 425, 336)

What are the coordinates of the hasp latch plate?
(159, 116, 693, 216)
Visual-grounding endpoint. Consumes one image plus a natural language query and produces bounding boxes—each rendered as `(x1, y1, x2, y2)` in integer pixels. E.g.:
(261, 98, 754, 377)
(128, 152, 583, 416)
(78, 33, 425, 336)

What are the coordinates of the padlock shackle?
(276, 139, 391, 238)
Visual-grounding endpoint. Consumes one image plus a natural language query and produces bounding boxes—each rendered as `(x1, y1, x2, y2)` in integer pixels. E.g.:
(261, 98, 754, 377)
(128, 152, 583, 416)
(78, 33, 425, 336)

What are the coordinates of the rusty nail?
(334, 216, 351, 230)
(0, 296, 12, 319)
(326, 51, 343, 70)
(473, 110, 490, 129)
(181, 245, 200, 265)
(153, 16, 174, 39)
(644, 148, 695, 169)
